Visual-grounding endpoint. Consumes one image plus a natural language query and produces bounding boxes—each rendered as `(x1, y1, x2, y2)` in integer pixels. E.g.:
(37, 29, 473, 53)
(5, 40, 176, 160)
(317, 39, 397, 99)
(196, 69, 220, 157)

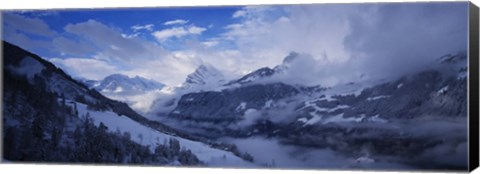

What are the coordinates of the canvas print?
(1, 2, 472, 171)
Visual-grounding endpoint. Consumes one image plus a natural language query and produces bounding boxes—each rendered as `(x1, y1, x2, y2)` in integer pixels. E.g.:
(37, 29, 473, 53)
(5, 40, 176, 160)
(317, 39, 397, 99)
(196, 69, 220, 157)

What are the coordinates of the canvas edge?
(468, 1, 480, 172)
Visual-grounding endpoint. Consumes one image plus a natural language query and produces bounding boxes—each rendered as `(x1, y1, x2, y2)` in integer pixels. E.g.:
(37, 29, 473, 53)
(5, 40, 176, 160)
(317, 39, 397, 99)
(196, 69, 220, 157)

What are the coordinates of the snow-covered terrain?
(74, 101, 255, 167)
(3, 41, 469, 170)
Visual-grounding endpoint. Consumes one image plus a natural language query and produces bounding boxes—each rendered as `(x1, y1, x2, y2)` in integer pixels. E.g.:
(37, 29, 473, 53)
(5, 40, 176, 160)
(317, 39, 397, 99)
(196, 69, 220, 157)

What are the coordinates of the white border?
(0, 0, 478, 174)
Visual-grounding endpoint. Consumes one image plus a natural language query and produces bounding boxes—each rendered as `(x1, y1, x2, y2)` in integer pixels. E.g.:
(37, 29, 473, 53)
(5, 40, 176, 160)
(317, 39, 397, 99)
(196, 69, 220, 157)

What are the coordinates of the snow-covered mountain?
(154, 51, 468, 170)
(93, 74, 165, 95)
(167, 52, 467, 127)
(4, 38, 468, 170)
(182, 64, 226, 90)
(226, 67, 276, 85)
(2, 41, 255, 167)
(77, 74, 166, 113)
(147, 64, 228, 115)
(225, 52, 300, 86)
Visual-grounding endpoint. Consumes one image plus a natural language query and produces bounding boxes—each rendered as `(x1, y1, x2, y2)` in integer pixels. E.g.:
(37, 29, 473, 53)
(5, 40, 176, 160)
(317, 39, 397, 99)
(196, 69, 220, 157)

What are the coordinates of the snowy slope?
(75, 102, 255, 167)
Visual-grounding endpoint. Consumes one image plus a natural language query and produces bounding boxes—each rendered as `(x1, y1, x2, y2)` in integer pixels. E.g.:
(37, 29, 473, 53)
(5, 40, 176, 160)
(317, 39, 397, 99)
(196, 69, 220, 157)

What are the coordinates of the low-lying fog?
(221, 136, 415, 170)
(149, 112, 468, 170)
(220, 118, 468, 170)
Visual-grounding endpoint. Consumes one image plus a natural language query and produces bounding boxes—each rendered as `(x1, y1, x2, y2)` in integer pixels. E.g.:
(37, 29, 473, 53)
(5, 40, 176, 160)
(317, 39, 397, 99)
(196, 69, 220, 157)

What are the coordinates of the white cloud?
(55, 20, 203, 86)
(56, 20, 187, 85)
(152, 25, 206, 42)
(4, 4, 467, 89)
(152, 27, 188, 41)
(163, 19, 189, 25)
(231, 6, 275, 20)
(202, 40, 219, 47)
(187, 26, 206, 34)
(226, 5, 352, 63)
(122, 52, 200, 86)
(65, 19, 167, 61)
(131, 24, 154, 32)
(121, 33, 140, 39)
(50, 53, 199, 86)
(232, 10, 247, 18)
(220, 5, 354, 84)
(49, 58, 119, 80)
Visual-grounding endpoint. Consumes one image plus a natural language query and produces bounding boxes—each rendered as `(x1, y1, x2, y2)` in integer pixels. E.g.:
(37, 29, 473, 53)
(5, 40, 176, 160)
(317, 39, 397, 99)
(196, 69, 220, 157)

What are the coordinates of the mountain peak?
(227, 67, 275, 85)
(107, 73, 129, 78)
(183, 64, 225, 88)
(227, 52, 302, 86)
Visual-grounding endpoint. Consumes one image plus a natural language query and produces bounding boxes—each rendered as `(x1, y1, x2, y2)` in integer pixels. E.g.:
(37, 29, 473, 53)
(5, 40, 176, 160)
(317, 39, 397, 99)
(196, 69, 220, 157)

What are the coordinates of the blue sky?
(2, 2, 469, 86)
(6, 7, 243, 54)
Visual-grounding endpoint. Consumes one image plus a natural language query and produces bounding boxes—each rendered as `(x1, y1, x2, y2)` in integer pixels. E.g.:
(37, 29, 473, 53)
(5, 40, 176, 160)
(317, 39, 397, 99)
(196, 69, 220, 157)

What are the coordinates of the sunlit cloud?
(131, 24, 154, 32)
(163, 19, 189, 26)
(152, 25, 206, 42)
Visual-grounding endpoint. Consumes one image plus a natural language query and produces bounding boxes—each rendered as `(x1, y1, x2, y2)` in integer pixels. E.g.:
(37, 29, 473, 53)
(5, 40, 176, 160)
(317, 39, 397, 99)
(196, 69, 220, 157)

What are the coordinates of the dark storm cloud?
(343, 2, 468, 80)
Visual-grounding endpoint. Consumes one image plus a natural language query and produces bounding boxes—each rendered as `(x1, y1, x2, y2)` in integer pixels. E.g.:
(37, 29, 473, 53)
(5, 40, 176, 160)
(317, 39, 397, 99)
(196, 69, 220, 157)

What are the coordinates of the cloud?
(232, 10, 247, 18)
(202, 40, 219, 47)
(163, 19, 189, 26)
(121, 52, 200, 86)
(50, 52, 199, 86)
(121, 33, 140, 39)
(64, 19, 165, 61)
(152, 25, 206, 41)
(2, 25, 52, 53)
(3, 13, 57, 37)
(55, 19, 209, 86)
(131, 24, 154, 32)
(237, 109, 261, 127)
(56, 20, 186, 85)
(220, 3, 468, 86)
(231, 6, 276, 19)
(52, 37, 96, 56)
(49, 58, 119, 80)
(3, 3, 468, 89)
(343, 3, 468, 80)
(17, 10, 59, 17)
(220, 5, 353, 82)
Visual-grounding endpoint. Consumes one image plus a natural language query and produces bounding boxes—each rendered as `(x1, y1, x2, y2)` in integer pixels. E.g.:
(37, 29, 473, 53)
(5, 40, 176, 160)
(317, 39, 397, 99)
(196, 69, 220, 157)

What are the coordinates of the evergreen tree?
(169, 138, 181, 153)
